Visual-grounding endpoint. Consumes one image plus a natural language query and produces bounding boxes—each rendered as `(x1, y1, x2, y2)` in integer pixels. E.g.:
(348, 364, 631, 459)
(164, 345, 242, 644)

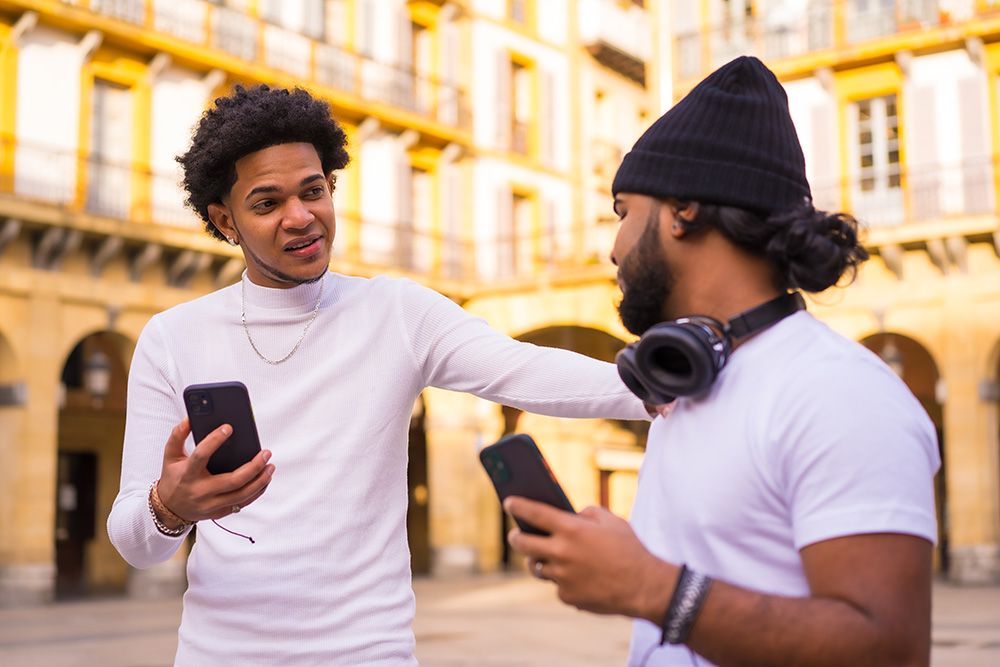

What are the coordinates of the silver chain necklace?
(241, 274, 325, 365)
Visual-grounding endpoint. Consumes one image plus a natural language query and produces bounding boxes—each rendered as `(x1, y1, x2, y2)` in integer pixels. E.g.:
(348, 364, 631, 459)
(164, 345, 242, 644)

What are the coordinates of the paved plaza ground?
(0, 573, 996, 666)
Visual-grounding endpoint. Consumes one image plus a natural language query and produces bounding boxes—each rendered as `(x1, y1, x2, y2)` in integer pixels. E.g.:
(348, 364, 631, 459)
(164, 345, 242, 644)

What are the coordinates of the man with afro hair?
(108, 83, 651, 665)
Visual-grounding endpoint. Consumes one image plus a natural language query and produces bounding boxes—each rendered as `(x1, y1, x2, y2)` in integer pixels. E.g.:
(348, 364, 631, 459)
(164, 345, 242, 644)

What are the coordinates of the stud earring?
(227, 236, 238, 247)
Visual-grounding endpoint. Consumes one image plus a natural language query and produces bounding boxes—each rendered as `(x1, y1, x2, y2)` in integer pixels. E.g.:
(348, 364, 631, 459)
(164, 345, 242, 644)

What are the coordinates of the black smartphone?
(479, 433, 575, 536)
(183, 381, 262, 475)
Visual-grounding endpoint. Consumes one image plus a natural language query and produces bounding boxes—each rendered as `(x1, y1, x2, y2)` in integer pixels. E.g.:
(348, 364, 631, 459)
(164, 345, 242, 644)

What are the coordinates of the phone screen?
(479, 433, 574, 535)
(184, 381, 262, 475)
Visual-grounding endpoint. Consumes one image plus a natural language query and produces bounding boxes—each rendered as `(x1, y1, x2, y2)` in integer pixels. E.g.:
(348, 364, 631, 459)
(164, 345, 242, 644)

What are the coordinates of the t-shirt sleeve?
(767, 354, 941, 549)
(394, 278, 649, 421)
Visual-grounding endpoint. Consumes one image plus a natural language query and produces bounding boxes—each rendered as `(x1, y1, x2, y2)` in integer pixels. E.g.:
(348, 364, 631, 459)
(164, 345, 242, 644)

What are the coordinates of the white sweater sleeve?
(397, 279, 649, 420)
(107, 317, 192, 569)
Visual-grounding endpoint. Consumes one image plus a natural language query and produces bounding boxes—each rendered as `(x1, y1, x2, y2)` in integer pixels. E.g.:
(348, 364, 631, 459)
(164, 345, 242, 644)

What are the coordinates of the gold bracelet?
(148, 480, 193, 536)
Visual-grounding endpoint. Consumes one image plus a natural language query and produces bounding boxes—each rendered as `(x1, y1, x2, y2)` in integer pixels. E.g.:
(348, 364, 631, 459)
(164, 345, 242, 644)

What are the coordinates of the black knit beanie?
(612, 56, 810, 215)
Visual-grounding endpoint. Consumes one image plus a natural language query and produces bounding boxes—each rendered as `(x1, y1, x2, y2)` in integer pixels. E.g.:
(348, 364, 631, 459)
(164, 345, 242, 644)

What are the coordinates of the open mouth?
(284, 236, 321, 253)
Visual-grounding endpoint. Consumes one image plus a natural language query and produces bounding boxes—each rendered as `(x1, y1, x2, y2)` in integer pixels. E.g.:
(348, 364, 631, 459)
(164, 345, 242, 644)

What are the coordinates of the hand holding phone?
(184, 381, 262, 475)
(479, 433, 574, 536)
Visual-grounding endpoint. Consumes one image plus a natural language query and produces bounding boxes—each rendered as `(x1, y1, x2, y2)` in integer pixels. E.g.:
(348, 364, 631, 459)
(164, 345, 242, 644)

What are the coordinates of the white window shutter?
(496, 51, 512, 150)
(908, 84, 939, 220)
(957, 76, 992, 215)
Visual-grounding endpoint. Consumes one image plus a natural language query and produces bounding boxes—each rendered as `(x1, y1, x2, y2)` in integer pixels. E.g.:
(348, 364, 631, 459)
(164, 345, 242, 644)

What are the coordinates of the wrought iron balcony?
(54, 0, 471, 131)
(0, 136, 622, 288)
(578, 0, 652, 85)
(675, 0, 1000, 81)
(811, 157, 997, 230)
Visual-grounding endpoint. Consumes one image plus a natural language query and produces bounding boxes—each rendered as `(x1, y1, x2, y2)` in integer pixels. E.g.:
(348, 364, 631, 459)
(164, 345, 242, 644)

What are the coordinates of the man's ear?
(663, 201, 700, 238)
(207, 202, 235, 241)
(677, 202, 700, 223)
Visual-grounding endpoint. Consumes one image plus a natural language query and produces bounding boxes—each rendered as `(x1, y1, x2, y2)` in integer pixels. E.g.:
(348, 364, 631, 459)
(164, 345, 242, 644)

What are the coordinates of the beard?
(616, 207, 674, 336)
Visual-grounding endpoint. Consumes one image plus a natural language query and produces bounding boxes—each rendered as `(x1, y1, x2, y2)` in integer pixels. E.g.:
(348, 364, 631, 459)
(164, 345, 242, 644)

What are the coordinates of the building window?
(511, 61, 531, 155)
(497, 190, 535, 278)
(510, 0, 527, 24)
(857, 94, 900, 192)
(258, 0, 324, 39)
(513, 192, 534, 275)
(846, 0, 896, 44)
(851, 93, 903, 227)
(88, 79, 133, 219)
(496, 52, 535, 155)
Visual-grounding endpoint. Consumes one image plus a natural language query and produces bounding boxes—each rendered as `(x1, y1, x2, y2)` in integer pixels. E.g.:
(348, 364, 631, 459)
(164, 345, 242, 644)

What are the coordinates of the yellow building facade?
(6, 0, 991, 609)
(0, 0, 660, 604)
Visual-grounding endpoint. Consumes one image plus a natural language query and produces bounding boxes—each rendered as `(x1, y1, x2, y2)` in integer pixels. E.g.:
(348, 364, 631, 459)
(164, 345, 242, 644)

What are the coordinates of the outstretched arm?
(505, 497, 931, 667)
(397, 279, 650, 421)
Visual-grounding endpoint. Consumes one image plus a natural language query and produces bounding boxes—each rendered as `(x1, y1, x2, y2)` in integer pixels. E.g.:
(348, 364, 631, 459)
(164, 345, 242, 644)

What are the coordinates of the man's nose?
(283, 198, 315, 227)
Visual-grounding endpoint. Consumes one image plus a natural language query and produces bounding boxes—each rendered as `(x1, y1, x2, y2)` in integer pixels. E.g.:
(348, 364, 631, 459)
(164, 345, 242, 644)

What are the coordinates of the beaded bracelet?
(148, 480, 193, 537)
(660, 564, 713, 645)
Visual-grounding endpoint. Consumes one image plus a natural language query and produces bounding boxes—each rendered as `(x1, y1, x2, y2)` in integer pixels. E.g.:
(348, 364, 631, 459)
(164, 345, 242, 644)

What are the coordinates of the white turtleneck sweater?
(108, 271, 648, 666)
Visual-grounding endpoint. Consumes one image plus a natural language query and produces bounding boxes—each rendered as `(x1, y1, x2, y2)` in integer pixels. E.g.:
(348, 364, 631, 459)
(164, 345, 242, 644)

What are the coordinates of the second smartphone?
(183, 381, 262, 475)
(479, 433, 574, 535)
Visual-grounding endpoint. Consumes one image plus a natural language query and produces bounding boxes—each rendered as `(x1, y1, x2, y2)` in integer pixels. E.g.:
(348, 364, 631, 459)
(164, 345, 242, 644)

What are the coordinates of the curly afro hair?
(176, 84, 350, 242)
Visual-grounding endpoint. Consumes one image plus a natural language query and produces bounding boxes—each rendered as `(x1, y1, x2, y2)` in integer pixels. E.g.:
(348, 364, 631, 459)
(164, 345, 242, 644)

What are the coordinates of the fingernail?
(263, 450, 272, 463)
(221, 425, 232, 436)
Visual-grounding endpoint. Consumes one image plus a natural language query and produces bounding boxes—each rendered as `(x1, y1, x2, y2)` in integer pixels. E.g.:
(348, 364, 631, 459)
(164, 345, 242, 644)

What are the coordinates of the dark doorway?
(55, 451, 98, 597)
(407, 397, 430, 574)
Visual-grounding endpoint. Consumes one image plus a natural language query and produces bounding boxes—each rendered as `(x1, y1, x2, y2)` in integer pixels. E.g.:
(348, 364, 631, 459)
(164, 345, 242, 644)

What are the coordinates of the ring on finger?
(231, 504, 241, 514)
(533, 560, 545, 579)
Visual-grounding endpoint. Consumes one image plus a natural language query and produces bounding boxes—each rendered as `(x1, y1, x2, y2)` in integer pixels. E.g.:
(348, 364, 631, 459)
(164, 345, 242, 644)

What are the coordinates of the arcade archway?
(55, 331, 132, 597)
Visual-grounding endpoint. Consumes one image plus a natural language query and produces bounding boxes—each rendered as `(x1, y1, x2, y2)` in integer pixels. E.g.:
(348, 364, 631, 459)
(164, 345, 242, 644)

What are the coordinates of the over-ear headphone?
(616, 292, 806, 406)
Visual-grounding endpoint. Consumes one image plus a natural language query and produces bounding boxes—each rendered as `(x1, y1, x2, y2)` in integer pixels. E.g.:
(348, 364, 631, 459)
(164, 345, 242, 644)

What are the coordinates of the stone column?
(941, 287, 1000, 584)
(423, 387, 503, 575)
(0, 287, 61, 605)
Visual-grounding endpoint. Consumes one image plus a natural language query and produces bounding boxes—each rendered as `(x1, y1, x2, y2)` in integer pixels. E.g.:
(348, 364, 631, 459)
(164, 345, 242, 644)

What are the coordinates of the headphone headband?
(725, 292, 806, 339)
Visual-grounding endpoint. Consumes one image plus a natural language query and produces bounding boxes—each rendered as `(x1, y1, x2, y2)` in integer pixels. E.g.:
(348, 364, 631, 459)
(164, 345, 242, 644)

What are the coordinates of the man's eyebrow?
(244, 173, 326, 202)
(300, 173, 325, 187)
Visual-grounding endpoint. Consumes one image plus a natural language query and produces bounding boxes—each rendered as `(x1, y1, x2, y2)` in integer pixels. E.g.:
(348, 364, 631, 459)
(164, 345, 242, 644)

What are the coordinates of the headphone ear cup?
(615, 344, 664, 406)
(633, 322, 725, 398)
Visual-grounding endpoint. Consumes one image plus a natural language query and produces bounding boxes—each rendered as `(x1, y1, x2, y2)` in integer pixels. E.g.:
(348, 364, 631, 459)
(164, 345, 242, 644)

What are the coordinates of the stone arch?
(55, 329, 135, 597)
(491, 324, 646, 569)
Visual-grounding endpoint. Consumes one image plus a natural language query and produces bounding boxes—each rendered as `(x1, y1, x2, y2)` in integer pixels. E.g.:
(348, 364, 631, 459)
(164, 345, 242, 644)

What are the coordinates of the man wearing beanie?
(504, 56, 939, 666)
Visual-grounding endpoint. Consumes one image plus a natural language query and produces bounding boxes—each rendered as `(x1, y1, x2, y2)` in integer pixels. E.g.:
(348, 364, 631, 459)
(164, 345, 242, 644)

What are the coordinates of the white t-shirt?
(627, 311, 940, 666)
(108, 271, 649, 666)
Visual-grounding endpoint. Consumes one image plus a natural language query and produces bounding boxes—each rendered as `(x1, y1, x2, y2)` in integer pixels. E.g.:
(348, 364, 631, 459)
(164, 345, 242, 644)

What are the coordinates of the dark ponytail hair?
(676, 199, 869, 293)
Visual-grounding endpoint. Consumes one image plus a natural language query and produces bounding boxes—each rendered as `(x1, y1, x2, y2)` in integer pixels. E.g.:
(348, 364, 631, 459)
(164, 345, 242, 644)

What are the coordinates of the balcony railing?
(8, 137, 202, 229)
(810, 158, 997, 230)
(0, 136, 626, 285)
(579, 0, 652, 84)
(676, 0, 1000, 80)
(58, 0, 471, 131)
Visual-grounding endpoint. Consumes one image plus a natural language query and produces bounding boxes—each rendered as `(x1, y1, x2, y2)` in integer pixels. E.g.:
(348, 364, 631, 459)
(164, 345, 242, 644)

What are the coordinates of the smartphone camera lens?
(482, 452, 510, 484)
(187, 391, 212, 415)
